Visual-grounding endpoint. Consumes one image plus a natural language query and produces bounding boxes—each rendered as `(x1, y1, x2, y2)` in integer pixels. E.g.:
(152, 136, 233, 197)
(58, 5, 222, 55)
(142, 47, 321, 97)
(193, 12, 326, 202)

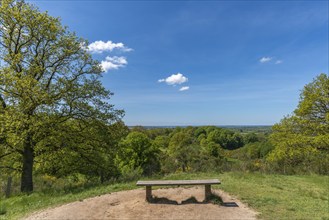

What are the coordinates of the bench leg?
(146, 186, 152, 202)
(205, 184, 211, 201)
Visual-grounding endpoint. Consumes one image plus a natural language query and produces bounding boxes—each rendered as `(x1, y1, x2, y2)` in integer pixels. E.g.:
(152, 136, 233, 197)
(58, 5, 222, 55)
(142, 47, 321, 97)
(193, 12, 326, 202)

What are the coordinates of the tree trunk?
(100, 171, 105, 184)
(5, 176, 12, 198)
(20, 139, 34, 193)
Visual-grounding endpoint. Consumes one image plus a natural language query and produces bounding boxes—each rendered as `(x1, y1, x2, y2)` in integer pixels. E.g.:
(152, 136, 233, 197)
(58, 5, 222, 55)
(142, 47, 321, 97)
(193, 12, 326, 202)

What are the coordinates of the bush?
(267, 147, 329, 175)
(0, 204, 6, 215)
(119, 167, 143, 182)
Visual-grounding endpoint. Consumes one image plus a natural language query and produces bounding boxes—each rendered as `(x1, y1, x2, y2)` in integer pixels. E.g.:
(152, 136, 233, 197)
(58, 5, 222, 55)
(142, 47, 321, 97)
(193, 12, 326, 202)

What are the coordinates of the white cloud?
(275, 60, 283, 64)
(179, 86, 190, 91)
(88, 40, 132, 53)
(259, 57, 272, 63)
(100, 56, 127, 72)
(158, 73, 188, 85)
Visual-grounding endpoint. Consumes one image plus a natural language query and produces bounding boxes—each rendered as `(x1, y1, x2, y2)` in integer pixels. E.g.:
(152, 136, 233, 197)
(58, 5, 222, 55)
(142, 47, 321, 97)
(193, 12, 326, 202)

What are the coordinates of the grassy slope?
(1, 172, 328, 220)
(165, 172, 329, 220)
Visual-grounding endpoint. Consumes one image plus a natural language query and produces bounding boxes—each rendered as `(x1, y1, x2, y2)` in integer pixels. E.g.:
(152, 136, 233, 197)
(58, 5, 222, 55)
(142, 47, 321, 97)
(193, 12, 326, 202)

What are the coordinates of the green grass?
(1, 172, 328, 220)
(160, 172, 329, 220)
(221, 172, 329, 220)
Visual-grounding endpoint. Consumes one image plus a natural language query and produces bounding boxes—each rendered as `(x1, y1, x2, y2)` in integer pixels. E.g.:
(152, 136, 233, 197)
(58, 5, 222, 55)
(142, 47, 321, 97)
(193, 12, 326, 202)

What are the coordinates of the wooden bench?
(136, 179, 221, 202)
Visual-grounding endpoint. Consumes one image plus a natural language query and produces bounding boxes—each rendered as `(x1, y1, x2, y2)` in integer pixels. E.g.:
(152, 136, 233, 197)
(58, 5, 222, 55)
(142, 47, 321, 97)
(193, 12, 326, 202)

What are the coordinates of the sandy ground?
(24, 187, 258, 220)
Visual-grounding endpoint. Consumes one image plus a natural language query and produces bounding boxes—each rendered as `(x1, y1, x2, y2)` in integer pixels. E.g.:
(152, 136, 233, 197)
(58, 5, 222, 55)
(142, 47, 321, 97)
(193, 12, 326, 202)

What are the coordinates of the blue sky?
(32, 0, 328, 126)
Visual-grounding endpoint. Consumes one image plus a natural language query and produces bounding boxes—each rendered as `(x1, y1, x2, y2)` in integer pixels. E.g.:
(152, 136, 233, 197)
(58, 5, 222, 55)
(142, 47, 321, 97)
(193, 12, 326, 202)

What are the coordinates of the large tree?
(0, 0, 123, 192)
(268, 73, 329, 174)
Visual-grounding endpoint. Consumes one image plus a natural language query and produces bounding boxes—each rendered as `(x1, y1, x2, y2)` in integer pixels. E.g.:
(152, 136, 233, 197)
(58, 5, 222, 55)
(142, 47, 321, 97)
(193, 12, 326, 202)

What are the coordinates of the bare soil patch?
(24, 187, 258, 220)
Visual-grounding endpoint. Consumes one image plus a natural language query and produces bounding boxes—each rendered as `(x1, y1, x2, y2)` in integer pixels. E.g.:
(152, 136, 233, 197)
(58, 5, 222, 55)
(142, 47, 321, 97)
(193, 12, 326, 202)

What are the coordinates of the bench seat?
(137, 179, 220, 186)
(137, 179, 221, 202)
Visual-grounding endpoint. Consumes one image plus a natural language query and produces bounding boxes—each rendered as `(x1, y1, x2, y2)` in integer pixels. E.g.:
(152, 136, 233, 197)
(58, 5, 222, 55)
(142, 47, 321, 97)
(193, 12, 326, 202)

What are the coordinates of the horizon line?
(127, 124, 273, 127)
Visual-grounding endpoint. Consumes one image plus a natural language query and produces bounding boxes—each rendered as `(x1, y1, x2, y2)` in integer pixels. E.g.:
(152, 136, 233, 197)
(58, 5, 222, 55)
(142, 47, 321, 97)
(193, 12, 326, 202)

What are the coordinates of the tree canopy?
(268, 73, 329, 174)
(115, 132, 159, 177)
(0, 0, 123, 192)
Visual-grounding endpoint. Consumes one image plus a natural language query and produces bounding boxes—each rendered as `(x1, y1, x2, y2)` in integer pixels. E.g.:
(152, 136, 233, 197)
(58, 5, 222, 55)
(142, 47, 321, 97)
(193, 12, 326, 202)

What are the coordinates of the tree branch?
(0, 94, 6, 108)
(0, 166, 20, 171)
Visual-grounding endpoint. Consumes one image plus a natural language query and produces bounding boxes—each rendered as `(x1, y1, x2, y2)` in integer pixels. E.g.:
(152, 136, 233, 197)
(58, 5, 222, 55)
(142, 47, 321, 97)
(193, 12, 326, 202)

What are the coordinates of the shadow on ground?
(148, 197, 178, 205)
(148, 193, 237, 207)
(222, 202, 239, 207)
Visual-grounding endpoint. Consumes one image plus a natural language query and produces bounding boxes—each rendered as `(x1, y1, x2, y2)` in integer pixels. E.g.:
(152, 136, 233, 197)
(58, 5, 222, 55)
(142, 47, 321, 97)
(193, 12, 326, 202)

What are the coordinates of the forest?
(0, 0, 328, 200)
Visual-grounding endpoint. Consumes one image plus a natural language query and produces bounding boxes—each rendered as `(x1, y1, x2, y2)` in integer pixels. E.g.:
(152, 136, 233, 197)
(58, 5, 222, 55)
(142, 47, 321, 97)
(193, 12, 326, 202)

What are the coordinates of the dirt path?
(24, 187, 258, 220)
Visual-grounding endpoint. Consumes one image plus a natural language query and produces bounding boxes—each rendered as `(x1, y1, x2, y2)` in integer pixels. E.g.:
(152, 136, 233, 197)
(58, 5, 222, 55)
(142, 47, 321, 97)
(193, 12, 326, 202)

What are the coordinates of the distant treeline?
(133, 125, 272, 133)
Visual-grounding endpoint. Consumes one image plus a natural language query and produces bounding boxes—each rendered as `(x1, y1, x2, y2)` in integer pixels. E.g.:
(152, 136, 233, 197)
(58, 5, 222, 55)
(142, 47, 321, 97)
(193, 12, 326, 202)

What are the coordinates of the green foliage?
(145, 128, 173, 140)
(225, 141, 274, 172)
(130, 126, 262, 174)
(295, 73, 329, 125)
(118, 166, 143, 182)
(268, 74, 329, 174)
(207, 129, 244, 150)
(241, 142, 274, 160)
(200, 139, 222, 158)
(0, 204, 7, 215)
(194, 127, 207, 138)
(243, 133, 259, 144)
(0, 0, 123, 191)
(152, 135, 170, 150)
(166, 131, 198, 172)
(115, 132, 160, 176)
(36, 121, 128, 182)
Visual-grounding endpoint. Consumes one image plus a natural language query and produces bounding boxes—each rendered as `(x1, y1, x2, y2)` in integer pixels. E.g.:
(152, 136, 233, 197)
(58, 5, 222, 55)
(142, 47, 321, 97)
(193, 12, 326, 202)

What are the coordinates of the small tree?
(167, 131, 198, 172)
(115, 132, 159, 176)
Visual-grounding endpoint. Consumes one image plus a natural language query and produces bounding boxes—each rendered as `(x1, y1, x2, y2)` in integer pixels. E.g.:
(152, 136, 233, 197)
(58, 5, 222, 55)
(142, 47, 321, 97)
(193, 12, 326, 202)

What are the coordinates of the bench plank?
(136, 179, 221, 186)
